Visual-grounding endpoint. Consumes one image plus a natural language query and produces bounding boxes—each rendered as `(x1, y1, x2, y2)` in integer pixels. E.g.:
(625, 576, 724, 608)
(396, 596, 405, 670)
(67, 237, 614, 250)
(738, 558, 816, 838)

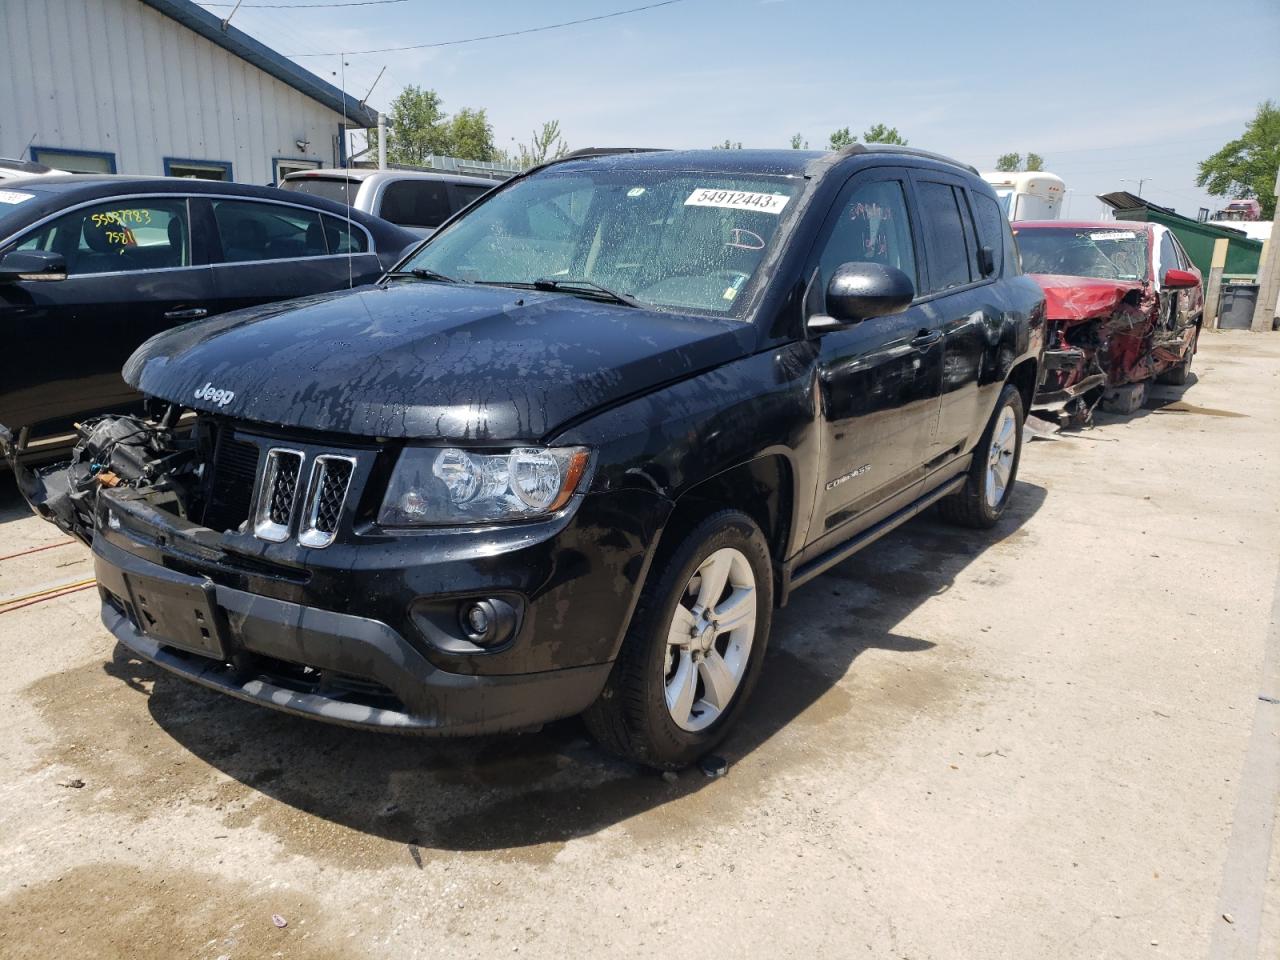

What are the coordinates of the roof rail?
(831, 142, 979, 176)
(521, 146, 669, 178)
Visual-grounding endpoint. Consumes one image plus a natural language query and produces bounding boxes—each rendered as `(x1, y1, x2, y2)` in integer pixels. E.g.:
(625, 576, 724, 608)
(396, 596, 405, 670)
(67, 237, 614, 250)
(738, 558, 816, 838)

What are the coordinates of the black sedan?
(0, 175, 416, 459)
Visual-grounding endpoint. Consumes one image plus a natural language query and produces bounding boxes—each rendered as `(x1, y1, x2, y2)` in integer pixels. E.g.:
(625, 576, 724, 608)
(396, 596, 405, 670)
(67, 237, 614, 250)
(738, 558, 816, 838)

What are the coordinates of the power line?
(199, 0, 406, 7)
(285, 0, 689, 56)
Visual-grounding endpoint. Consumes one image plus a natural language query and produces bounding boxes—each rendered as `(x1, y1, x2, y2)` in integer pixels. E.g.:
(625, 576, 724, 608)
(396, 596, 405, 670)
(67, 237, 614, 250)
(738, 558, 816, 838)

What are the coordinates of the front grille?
(298, 455, 356, 548)
(253, 448, 304, 542)
(203, 435, 260, 532)
(269, 454, 301, 524)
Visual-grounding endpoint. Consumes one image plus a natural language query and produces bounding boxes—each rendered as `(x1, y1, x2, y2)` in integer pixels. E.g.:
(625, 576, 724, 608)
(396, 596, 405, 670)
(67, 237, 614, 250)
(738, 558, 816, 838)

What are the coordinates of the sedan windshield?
(400, 169, 802, 317)
(1013, 226, 1149, 282)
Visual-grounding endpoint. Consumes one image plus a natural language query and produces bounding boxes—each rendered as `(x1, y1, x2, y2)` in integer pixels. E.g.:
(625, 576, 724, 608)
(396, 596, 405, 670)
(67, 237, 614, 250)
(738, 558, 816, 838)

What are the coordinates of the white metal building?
(0, 0, 376, 185)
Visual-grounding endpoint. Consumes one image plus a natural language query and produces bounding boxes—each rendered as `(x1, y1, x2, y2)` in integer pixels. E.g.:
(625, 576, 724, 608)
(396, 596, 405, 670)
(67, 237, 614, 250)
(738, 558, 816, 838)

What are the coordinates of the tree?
(713, 139, 743, 150)
(863, 123, 907, 145)
(828, 127, 855, 150)
(995, 152, 1022, 172)
(445, 108, 496, 163)
(1197, 100, 1280, 219)
(1025, 152, 1045, 172)
(518, 120, 570, 168)
(367, 85, 498, 164)
(789, 133, 808, 150)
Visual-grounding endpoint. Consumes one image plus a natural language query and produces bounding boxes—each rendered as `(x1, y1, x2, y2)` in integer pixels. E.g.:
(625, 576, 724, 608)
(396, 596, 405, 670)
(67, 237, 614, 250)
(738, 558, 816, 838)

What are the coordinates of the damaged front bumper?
(96, 534, 611, 735)
(21, 413, 668, 736)
(1033, 346, 1107, 407)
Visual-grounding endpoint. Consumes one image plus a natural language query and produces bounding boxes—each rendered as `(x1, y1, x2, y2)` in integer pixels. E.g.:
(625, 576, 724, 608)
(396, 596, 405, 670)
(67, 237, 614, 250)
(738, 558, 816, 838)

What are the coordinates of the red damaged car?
(1014, 220, 1202, 420)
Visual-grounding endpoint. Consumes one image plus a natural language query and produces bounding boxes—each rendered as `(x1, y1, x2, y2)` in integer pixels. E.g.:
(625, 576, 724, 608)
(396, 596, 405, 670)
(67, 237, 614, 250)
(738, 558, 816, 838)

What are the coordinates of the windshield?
(281, 176, 359, 206)
(1013, 226, 1149, 282)
(401, 169, 802, 317)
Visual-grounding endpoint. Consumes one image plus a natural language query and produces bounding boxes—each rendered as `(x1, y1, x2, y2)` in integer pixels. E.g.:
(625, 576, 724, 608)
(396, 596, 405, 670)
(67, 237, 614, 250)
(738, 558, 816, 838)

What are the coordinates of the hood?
(1029, 273, 1146, 322)
(124, 282, 752, 441)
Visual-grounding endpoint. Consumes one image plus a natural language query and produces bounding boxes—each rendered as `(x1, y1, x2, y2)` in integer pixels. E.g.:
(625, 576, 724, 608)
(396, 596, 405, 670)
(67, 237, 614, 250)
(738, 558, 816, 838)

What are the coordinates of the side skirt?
(776, 474, 965, 605)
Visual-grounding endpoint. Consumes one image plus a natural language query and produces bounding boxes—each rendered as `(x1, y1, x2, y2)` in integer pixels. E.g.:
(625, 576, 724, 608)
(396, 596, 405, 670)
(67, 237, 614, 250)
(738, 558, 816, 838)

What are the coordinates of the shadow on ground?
(96, 482, 1046, 855)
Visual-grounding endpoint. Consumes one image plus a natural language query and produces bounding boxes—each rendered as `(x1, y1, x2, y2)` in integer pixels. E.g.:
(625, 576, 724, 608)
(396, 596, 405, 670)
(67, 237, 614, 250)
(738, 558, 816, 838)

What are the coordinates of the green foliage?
(1025, 152, 1044, 172)
(446, 108, 496, 163)
(368, 84, 497, 164)
(789, 133, 808, 150)
(995, 152, 1022, 172)
(512, 120, 570, 168)
(828, 127, 855, 150)
(1197, 100, 1280, 219)
(713, 139, 744, 150)
(862, 123, 907, 145)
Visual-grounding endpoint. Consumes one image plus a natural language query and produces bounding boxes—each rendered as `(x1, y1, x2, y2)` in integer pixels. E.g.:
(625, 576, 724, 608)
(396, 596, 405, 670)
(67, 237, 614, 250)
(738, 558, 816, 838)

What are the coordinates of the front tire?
(1158, 328, 1197, 385)
(938, 383, 1024, 529)
(583, 510, 773, 769)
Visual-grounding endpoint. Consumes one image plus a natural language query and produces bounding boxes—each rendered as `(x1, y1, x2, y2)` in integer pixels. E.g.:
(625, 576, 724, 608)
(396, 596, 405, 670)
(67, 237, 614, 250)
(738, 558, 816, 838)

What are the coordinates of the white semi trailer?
(981, 171, 1066, 221)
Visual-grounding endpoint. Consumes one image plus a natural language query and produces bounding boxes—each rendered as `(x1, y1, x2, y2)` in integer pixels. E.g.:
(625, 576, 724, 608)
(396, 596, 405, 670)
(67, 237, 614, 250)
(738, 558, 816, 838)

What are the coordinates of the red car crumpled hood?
(1029, 274, 1146, 322)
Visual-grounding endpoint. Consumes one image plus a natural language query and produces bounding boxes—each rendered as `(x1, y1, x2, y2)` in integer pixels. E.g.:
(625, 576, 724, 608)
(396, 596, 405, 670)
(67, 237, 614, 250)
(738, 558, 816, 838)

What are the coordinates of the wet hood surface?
(1029, 273, 1147, 323)
(124, 282, 751, 442)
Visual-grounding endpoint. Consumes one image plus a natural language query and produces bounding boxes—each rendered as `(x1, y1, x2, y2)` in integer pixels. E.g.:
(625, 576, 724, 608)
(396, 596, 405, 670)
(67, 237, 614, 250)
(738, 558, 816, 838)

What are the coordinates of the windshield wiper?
(532, 278, 640, 307)
(385, 267, 462, 284)
(479, 277, 637, 308)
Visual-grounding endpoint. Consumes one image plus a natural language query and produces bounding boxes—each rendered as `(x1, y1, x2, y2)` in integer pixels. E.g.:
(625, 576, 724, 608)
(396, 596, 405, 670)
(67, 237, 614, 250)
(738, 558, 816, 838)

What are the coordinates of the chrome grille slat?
(253, 448, 304, 543)
(298, 454, 357, 548)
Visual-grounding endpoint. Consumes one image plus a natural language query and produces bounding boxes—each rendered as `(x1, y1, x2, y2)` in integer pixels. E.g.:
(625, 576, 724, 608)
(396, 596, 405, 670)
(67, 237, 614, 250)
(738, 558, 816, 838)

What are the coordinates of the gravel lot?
(1, 332, 1277, 960)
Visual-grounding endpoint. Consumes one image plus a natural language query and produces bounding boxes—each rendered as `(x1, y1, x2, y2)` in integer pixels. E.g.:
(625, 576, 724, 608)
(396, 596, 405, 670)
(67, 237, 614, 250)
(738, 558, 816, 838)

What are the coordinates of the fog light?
(456, 597, 518, 649)
(464, 601, 492, 637)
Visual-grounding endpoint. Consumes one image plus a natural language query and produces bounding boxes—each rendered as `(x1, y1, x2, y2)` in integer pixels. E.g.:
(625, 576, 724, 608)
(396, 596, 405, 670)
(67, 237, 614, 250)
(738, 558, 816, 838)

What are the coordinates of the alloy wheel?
(985, 405, 1018, 509)
(663, 547, 757, 732)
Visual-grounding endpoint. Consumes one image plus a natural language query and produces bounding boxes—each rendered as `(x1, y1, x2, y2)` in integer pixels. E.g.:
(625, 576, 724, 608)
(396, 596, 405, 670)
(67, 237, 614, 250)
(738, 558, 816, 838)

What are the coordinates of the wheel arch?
(653, 453, 795, 604)
(1006, 356, 1039, 416)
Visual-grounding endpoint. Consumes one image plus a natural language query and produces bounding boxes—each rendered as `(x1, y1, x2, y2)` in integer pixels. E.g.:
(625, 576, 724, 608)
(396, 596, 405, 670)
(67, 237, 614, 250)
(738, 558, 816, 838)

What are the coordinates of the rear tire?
(583, 510, 773, 770)
(938, 383, 1024, 529)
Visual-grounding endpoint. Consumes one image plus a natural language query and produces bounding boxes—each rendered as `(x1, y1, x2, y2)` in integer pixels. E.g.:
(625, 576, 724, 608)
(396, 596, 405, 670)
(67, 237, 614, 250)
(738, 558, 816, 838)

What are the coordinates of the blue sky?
(208, 0, 1279, 218)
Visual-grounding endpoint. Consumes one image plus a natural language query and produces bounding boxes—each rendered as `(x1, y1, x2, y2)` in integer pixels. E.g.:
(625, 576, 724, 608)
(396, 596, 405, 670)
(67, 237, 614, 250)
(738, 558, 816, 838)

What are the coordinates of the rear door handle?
(911, 329, 942, 349)
(163, 307, 208, 320)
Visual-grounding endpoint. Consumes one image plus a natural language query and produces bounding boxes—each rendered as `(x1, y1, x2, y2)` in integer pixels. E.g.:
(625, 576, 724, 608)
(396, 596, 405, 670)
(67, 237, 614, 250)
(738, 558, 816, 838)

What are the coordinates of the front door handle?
(163, 307, 208, 320)
(911, 329, 942, 350)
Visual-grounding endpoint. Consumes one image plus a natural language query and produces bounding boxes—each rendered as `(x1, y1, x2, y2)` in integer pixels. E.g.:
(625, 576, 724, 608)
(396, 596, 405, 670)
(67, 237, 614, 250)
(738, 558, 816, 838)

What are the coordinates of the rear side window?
(14, 198, 190, 275)
(917, 181, 974, 292)
(212, 199, 325, 263)
(321, 214, 368, 253)
(380, 180, 452, 229)
(451, 182, 491, 213)
(281, 176, 359, 206)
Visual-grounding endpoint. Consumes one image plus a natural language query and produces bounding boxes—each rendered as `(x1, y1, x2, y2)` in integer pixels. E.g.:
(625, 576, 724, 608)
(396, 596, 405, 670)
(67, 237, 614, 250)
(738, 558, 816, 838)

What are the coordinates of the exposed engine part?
(16, 412, 199, 544)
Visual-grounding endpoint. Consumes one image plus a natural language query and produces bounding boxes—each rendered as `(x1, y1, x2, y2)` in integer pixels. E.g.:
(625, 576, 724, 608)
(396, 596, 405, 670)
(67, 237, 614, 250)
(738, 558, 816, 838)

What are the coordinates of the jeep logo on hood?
(194, 382, 235, 407)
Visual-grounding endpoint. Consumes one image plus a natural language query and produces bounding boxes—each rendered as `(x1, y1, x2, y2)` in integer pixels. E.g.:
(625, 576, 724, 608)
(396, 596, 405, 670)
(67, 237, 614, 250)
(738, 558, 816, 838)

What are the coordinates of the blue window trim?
(163, 157, 233, 180)
(272, 156, 320, 185)
(29, 145, 117, 173)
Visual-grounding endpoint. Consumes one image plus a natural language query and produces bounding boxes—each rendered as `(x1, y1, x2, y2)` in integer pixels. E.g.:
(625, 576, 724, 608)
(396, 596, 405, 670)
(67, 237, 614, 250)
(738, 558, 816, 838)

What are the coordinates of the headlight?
(378, 446, 592, 526)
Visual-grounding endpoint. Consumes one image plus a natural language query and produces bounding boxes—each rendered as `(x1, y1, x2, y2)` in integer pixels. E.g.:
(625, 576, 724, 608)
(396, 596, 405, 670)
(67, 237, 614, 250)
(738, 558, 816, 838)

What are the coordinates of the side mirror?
(1163, 268, 1198, 290)
(978, 245, 996, 277)
(810, 261, 914, 331)
(0, 250, 67, 283)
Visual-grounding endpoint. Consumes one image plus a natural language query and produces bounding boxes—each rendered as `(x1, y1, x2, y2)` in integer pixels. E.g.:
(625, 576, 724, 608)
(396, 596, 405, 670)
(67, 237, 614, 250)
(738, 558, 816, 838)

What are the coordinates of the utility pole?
(378, 113, 387, 170)
(1121, 177, 1148, 197)
(1250, 166, 1280, 332)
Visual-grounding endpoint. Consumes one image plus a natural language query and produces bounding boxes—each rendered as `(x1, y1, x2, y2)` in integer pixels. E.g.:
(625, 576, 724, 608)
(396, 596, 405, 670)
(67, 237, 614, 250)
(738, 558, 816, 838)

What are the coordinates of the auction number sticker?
(0, 190, 34, 205)
(685, 188, 789, 215)
(1088, 230, 1137, 241)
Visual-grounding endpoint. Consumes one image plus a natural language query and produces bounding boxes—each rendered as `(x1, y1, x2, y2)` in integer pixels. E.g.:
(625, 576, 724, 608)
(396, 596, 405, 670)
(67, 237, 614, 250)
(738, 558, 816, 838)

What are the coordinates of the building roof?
(137, 0, 378, 128)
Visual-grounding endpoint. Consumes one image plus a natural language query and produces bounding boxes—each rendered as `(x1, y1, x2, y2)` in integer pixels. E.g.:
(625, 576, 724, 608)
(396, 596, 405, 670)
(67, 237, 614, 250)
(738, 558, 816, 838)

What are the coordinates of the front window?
(401, 169, 803, 317)
(1012, 226, 1150, 282)
(11, 198, 190, 274)
(281, 175, 360, 206)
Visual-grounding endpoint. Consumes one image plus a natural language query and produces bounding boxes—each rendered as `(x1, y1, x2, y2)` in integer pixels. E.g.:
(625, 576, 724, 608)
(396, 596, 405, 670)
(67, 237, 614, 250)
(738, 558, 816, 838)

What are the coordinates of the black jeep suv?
(10, 146, 1044, 768)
